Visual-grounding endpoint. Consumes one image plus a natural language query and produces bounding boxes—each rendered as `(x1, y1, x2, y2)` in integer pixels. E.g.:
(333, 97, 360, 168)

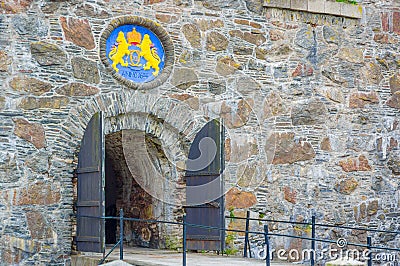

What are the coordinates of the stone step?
(325, 258, 366, 266)
(104, 261, 134, 266)
(71, 255, 109, 266)
(71, 250, 300, 266)
(71, 256, 135, 266)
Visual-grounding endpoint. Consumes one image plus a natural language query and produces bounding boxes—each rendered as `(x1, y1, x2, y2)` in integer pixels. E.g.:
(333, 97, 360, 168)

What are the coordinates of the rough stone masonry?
(0, 0, 399, 265)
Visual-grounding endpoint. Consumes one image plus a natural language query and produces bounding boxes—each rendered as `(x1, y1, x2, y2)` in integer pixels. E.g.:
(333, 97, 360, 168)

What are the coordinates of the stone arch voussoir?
(60, 90, 210, 167)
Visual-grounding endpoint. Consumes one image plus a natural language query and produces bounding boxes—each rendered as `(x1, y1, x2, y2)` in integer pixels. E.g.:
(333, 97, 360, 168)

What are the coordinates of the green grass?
(164, 236, 180, 250)
(229, 207, 235, 222)
(336, 0, 358, 4)
(258, 212, 265, 225)
(223, 248, 239, 256)
(225, 233, 236, 246)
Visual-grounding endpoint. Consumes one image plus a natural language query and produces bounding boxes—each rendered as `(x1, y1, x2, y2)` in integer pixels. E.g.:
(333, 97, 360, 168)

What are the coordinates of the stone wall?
(0, 0, 399, 264)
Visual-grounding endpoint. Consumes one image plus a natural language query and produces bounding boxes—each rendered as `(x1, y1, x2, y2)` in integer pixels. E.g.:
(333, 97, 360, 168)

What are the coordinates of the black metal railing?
(75, 210, 400, 266)
(237, 210, 400, 266)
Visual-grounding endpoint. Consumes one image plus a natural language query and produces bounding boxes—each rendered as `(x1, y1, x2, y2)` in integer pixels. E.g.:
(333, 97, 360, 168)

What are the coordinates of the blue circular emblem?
(106, 25, 165, 83)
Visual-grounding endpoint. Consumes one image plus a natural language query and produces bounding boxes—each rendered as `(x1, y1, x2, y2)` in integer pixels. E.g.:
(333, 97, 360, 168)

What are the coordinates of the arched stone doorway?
(70, 91, 210, 252)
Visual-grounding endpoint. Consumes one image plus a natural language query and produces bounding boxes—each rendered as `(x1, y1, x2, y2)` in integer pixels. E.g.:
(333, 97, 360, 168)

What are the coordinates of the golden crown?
(127, 28, 142, 44)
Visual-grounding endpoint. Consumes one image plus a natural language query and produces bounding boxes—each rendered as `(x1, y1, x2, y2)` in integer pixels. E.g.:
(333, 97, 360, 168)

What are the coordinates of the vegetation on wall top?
(336, 0, 358, 4)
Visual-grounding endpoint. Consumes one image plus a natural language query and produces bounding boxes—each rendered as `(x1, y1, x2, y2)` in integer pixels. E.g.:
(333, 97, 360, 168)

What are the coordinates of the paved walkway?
(75, 247, 299, 266)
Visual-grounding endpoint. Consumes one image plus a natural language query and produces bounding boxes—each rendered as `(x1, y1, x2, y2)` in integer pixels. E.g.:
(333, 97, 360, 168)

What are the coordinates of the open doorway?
(104, 155, 117, 244)
(104, 130, 165, 248)
(75, 113, 224, 254)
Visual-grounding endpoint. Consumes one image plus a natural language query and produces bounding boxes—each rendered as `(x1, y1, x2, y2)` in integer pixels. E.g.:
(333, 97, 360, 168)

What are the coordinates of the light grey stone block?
(308, 0, 325, 13)
(263, 0, 290, 8)
(341, 3, 363, 18)
(291, 0, 308, 11)
(325, 0, 342, 16)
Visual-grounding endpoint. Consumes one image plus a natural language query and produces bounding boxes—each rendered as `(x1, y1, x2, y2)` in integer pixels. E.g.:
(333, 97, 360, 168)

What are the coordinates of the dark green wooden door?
(76, 112, 105, 253)
(185, 119, 225, 251)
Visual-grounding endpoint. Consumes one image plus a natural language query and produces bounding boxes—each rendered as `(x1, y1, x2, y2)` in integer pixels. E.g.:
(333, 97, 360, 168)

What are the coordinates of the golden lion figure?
(108, 31, 130, 72)
(137, 34, 161, 76)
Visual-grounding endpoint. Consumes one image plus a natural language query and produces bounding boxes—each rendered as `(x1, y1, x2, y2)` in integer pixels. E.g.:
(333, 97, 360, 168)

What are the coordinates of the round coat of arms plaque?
(100, 16, 174, 90)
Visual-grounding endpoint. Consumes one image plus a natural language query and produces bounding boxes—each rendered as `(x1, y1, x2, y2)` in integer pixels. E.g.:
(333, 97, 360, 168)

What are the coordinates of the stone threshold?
(263, 0, 363, 19)
(72, 247, 300, 266)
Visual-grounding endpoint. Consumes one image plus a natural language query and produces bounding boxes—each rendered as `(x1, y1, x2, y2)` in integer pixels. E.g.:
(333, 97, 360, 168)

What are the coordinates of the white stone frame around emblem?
(99, 16, 174, 90)
(263, 0, 362, 19)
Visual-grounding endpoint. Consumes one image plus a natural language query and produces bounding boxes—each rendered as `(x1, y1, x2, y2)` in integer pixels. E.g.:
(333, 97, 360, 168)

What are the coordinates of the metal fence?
(239, 211, 400, 266)
(75, 209, 400, 266)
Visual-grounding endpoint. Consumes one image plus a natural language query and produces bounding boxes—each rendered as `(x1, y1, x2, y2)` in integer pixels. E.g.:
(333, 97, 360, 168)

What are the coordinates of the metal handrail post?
(264, 224, 270, 266)
(244, 210, 250, 258)
(183, 215, 187, 266)
(99, 240, 122, 265)
(367, 236, 372, 266)
(120, 209, 124, 261)
(311, 215, 316, 266)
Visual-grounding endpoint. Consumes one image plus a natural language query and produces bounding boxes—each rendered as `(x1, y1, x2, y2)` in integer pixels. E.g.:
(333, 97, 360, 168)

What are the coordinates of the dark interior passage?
(105, 155, 117, 244)
(104, 130, 159, 248)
